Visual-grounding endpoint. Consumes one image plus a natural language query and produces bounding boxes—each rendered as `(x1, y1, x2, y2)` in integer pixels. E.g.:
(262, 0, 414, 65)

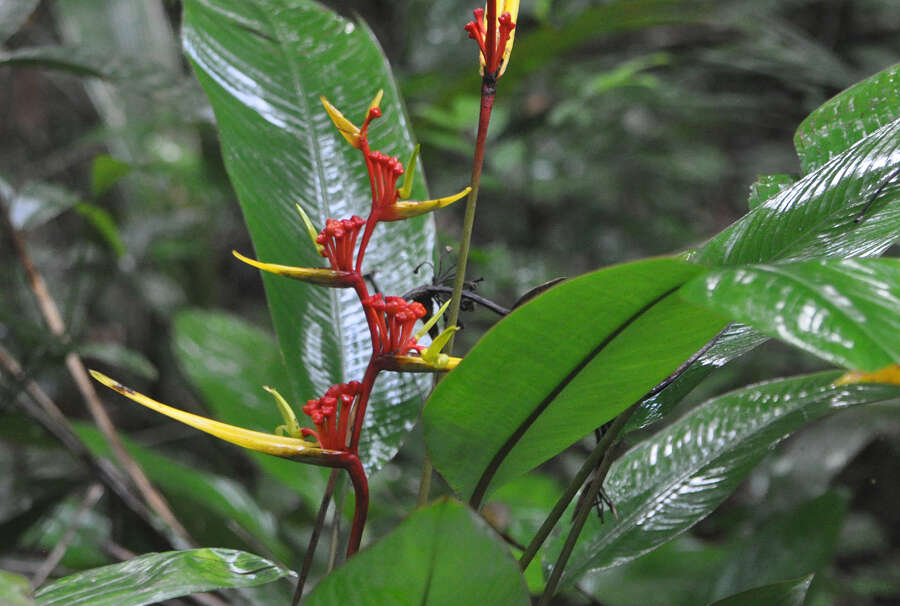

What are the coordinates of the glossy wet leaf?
(707, 575, 814, 606)
(33, 548, 290, 606)
(182, 0, 432, 472)
(694, 117, 900, 266)
(681, 258, 900, 372)
(551, 371, 900, 587)
(709, 494, 844, 601)
(75, 424, 290, 563)
(425, 258, 727, 502)
(747, 174, 795, 210)
(0, 0, 39, 43)
(304, 499, 529, 606)
(172, 309, 326, 496)
(0, 570, 34, 606)
(795, 62, 900, 173)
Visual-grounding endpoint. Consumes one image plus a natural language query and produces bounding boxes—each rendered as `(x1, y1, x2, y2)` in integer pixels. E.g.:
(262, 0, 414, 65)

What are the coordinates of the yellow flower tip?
(294, 204, 325, 255)
(320, 95, 361, 148)
(91, 370, 341, 463)
(387, 354, 463, 373)
(422, 325, 459, 365)
(398, 144, 421, 200)
(413, 298, 452, 341)
(386, 186, 472, 221)
(232, 250, 356, 287)
(368, 89, 384, 114)
(497, 0, 520, 77)
(263, 385, 304, 439)
(834, 363, 900, 387)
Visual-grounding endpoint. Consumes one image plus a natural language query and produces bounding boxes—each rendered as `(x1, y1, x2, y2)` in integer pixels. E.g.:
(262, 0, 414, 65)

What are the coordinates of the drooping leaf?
(694, 118, 900, 266)
(0, 46, 111, 78)
(425, 258, 727, 502)
(74, 203, 125, 258)
(172, 309, 326, 496)
(0, 0, 39, 43)
(0, 570, 34, 606)
(304, 499, 529, 606)
(6, 181, 81, 231)
(33, 549, 290, 606)
(707, 575, 813, 606)
(709, 494, 845, 601)
(182, 0, 433, 472)
(550, 371, 900, 587)
(795, 62, 900, 174)
(75, 424, 291, 563)
(681, 258, 900, 372)
(91, 155, 132, 196)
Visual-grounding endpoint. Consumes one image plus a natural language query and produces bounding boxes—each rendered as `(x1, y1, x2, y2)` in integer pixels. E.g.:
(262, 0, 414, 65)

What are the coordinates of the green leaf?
(694, 118, 900, 266)
(681, 258, 900, 372)
(425, 258, 727, 502)
(74, 203, 125, 258)
(91, 155, 132, 197)
(0, 0, 39, 43)
(33, 548, 290, 606)
(0, 46, 110, 79)
(172, 309, 326, 496)
(795, 62, 900, 174)
(304, 499, 529, 606)
(78, 342, 158, 381)
(747, 174, 795, 210)
(551, 371, 900, 587)
(74, 424, 291, 563)
(707, 575, 814, 606)
(182, 0, 433, 472)
(709, 494, 844, 601)
(0, 570, 35, 606)
(6, 181, 80, 231)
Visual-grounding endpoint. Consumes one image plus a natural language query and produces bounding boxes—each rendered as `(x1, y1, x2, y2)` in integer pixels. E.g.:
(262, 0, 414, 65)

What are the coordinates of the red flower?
(362, 294, 427, 356)
(301, 381, 363, 450)
(316, 215, 367, 272)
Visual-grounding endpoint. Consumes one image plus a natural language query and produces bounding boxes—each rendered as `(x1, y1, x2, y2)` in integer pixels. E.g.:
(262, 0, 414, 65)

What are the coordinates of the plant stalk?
(292, 469, 340, 606)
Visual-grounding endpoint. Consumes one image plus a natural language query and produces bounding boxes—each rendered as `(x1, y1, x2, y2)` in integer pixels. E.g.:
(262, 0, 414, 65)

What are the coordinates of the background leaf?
(172, 309, 326, 497)
(304, 499, 529, 606)
(694, 118, 900, 266)
(0, 570, 34, 606)
(33, 548, 289, 606)
(707, 575, 814, 606)
(680, 258, 900, 371)
(795, 62, 900, 173)
(181, 0, 434, 472)
(0, 0, 39, 43)
(550, 372, 900, 587)
(425, 258, 726, 501)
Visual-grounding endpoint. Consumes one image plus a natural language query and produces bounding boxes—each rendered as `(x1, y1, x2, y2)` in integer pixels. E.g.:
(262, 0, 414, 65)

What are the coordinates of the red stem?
(345, 455, 369, 557)
(349, 360, 380, 453)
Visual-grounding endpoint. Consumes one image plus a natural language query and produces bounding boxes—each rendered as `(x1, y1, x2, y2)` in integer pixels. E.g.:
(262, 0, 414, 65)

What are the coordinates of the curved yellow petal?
(497, 0, 519, 76)
(320, 96, 361, 148)
(398, 144, 420, 200)
(422, 326, 459, 365)
(89, 370, 341, 462)
(384, 354, 462, 373)
(386, 186, 471, 221)
(232, 251, 356, 287)
(367, 89, 384, 115)
(834, 363, 900, 386)
(294, 204, 325, 255)
(264, 385, 303, 439)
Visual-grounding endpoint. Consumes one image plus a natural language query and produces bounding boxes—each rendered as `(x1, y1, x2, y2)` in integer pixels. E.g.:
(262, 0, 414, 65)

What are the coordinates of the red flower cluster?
(366, 151, 405, 219)
(465, 5, 517, 76)
(363, 294, 427, 356)
(301, 381, 363, 450)
(316, 216, 366, 272)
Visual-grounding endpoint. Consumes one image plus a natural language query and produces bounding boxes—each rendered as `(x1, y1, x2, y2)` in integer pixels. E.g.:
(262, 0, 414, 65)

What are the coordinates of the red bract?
(366, 151, 404, 219)
(301, 381, 362, 450)
(363, 294, 427, 356)
(316, 215, 366, 272)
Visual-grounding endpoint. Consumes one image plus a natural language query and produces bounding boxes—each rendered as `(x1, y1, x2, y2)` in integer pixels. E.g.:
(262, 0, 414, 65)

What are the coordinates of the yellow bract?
(388, 186, 471, 221)
(232, 250, 356, 287)
(89, 370, 342, 462)
(481, 0, 519, 77)
(833, 363, 900, 386)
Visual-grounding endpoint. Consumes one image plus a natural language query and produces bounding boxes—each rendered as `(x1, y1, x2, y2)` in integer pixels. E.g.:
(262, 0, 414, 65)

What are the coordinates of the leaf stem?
(536, 404, 637, 605)
(292, 469, 340, 606)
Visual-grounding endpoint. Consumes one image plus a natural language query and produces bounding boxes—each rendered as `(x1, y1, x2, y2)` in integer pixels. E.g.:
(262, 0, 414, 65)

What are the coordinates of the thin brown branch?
(1, 196, 192, 546)
(292, 469, 340, 606)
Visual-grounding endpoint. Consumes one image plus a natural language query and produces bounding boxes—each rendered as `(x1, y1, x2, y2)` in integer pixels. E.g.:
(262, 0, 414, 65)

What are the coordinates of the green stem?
(417, 454, 433, 507)
(519, 402, 638, 572)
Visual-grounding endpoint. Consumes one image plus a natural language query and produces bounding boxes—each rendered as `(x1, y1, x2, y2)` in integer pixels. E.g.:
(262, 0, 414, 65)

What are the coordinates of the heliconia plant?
(10, 0, 895, 604)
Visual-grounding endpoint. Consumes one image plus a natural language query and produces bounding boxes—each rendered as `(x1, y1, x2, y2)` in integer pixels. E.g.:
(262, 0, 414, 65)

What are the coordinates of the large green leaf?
(707, 575, 813, 606)
(681, 258, 900, 371)
(172, 309, 326, 496)
(795, 62, 900, 174)
(0, 570, 34, 606)
(182, 0, 433, 472)
(550, 372, 900, 587)
(304, 499, 529, 606)
(694, 117, 900, 266)
(75, 425, 290, 564)
(425, 258, 727, 502)
(33, 549, 289, 606)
